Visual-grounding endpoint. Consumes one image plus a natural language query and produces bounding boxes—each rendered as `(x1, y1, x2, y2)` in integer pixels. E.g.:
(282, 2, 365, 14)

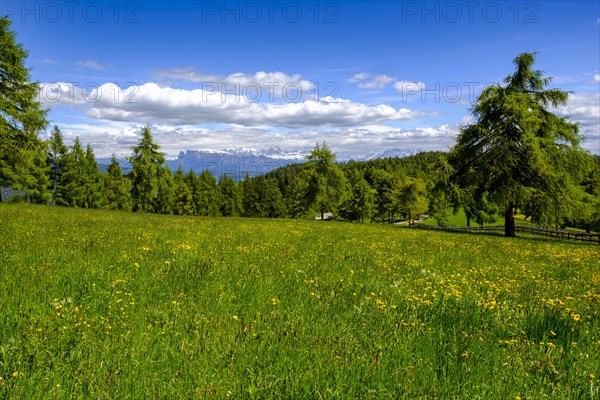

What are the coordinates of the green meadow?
(1, 204, 599, 399)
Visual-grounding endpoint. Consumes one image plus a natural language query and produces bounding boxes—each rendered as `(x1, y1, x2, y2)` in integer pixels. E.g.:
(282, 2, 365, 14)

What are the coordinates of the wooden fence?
(411, 222, 600, 244)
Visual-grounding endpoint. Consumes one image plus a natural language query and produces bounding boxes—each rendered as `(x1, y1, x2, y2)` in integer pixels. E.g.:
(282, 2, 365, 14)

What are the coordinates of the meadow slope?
(1, 205, 599, 399)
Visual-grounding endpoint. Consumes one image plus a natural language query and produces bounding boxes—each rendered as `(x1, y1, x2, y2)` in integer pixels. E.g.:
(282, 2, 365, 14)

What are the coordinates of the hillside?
(1, 204, 598, 398)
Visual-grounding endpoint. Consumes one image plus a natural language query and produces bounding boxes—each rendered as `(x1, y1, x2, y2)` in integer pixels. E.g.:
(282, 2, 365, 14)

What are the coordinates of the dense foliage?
(3, 122, 599, 232)
(0, 16, 48, 203)
(451, 52, 593, 236)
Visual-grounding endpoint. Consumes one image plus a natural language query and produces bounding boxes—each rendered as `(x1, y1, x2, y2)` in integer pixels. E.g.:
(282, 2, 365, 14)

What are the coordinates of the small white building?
(315, 212, 334, 221)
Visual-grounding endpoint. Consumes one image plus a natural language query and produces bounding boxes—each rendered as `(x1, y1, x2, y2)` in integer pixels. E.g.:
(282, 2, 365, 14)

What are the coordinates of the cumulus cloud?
(38, 82, 89, 105)
(154, 67, 315, 99)
(76, 60, 109, 71)
(594, 74, 600, 82)
(348, 73, 395, 89)
(40, 82, 420, 128)
(393, 81, 426, 93)
(554, 93, 600, 152)
(224, 71, 314, 92)
(553, 92, 599, 125)
(44, 121, 459, 159)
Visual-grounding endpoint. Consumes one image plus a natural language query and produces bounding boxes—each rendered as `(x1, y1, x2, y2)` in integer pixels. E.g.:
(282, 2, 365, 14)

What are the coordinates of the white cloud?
(348, 72, 370, 83)
(154, 68, 314, 99)
(38, 82, 89, 105)
(594, 74, 600, 82)
(224, 71, 314, 92)
(76, 60, 109, 71)
(348, 73, 395, 89)
(394, 81, 426, 93)
(44, 121, 459, 159)
(553, 92, 600, 125)
(41, 82, 420, 128)
(459, 115, 473, 126)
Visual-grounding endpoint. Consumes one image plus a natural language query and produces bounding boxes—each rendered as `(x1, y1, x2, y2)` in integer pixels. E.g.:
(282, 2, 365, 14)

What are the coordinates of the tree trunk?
(466, 214, 471, 227)
(321, 209, 324, 221)
(504, 204, 516, 237)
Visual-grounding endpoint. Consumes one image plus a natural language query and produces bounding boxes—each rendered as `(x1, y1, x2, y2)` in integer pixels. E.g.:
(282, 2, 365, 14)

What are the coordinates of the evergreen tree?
(300, 142, 347, 219)
(195, 170, 221, 216)
(47, 125, 68, 206)
(452, 52, 592, 236)
(339, 167, 374, 222)
(129, 126, 165, 212)
(242, 176, 286, 218)
(397, 176, 429, 222)
(172, 166, 194, 215)
(219, 175, 242, 216)
(0, 16, 48, 202)
(370, 168, 401, 224)
(10, 141, 51, 204)
(83, 144, 104, 208)
(59, 137, 87, 207)
(104, 156, 132, 211)
(429, 156, 457, 224)
(186, 170, 200, 215)
(153, 165, 174, 214)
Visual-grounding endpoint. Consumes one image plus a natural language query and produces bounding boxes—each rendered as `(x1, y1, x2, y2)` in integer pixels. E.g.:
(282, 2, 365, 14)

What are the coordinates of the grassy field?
(1, 204, 599, 399)
(421, 208, 598, 235)
(420, 208, 531, 227)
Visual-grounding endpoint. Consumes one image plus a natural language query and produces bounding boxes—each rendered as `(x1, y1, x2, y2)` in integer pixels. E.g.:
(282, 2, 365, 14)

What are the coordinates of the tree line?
(1, 15, 599, 236)
(6, 122, 600, 235)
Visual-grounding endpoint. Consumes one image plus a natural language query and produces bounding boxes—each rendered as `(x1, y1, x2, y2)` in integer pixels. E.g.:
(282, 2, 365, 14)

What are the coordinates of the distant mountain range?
(97, 147, 424, 180)
(360, 148, 423, 161)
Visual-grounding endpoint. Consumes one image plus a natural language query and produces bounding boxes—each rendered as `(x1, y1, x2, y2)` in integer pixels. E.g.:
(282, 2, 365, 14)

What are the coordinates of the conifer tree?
(195, 170, 221, 216)
(59, 137, 87, 207)
(452, 52, 592, 236)
(129, 126, 165, 212)
(104, 156, 132, 211)
(173, 166, 194, 215)
(153, 165, 174, 214)
(299, 142, 347, 219)
(0, 16, 49, 202)
(47, 126, 68, 206)
(219, 175, 242, 217)
(83, 144, 104, 208)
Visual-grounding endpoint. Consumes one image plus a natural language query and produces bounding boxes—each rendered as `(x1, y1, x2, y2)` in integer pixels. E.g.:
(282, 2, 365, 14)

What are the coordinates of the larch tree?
(59, 137, 86, 207)
(47, 125, 68, 206)
(153, 164, 175, 215)
(172, 166, 194, 216)
(0, 16, 48, 202)
(218, 175, 242, 217)
(451, 52, 592, 237)
(301, 142, 347, 220)
(129, 126, 166, 212)
(104, 156, 132, 211)
(339, 167, 374, 223)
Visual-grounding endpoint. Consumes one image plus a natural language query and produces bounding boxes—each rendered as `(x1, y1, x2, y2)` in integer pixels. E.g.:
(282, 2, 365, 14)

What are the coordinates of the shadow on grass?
(399, 225, 599, 247)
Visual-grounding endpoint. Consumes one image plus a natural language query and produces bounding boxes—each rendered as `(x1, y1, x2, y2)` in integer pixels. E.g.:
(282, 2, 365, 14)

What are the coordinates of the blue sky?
(5, 0, 600, 158)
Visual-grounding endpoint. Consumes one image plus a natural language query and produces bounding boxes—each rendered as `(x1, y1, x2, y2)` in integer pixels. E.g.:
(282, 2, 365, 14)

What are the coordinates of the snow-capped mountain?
(166, 147, 307, 180)
(359, 148, 424, 161)
(97, 147, 423, 179)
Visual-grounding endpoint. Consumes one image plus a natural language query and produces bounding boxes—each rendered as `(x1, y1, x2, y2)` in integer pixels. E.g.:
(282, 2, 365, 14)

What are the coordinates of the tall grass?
(1, 204, 598, 398)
